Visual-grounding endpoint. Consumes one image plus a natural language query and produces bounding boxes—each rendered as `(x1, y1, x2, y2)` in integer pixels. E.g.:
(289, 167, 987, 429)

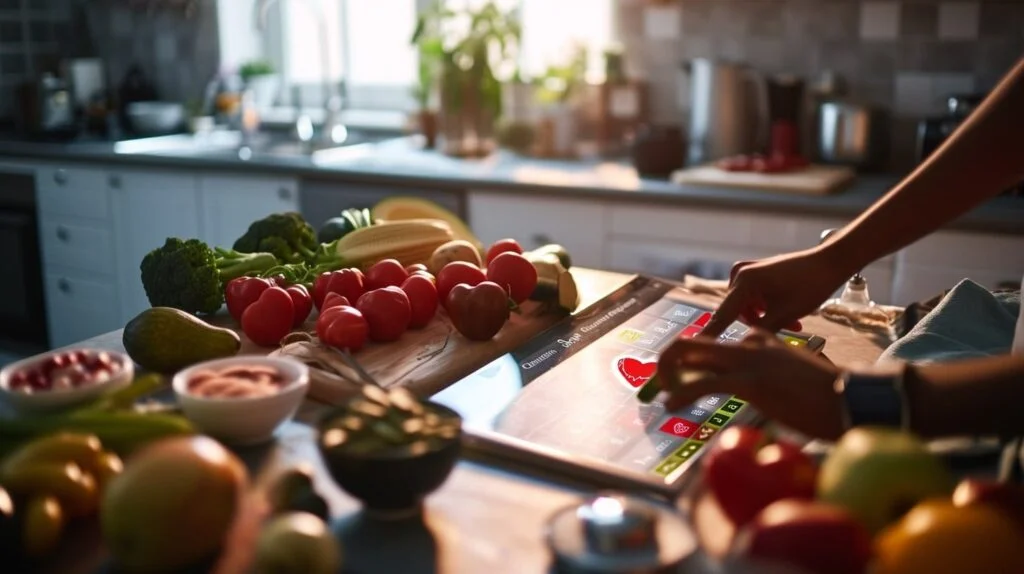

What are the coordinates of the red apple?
(703, 426, 818, 526)
(952, 478, 1024, 532)
(731, 498, 873, 574)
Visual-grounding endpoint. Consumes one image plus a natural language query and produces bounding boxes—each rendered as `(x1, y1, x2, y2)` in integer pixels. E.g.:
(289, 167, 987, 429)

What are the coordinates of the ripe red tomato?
(321, 292, 350, 311)
(365, 259, 409, 291)
(355, 287, 412, 343)
(225, 276, 273, 323)
(317, 305, 368, 352)
(486, 252, 538, 304)
(285, 284, 313, 327)
(313, 268, 364, 310)
(401, 274, 439, 329)
(436, 261, 486, 305)
(241, 287, 294, 347)
(485, 238, 524, 265)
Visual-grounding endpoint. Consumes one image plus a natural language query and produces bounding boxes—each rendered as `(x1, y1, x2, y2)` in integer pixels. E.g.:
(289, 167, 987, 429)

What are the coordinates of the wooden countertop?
(41, 268, 889, 574)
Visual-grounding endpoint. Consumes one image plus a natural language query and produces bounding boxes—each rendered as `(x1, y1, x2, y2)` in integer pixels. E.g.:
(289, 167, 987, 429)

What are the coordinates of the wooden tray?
(268, 300, 566, 406)
(671, 164, 856, 196)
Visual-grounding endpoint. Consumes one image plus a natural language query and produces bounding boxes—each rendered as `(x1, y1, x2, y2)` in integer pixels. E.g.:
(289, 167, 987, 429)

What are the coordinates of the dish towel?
(878, 279, 1021, 365)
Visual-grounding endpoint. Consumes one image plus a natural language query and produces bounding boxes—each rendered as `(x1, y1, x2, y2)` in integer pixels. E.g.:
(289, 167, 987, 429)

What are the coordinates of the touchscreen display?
(432, 276, 817, 489)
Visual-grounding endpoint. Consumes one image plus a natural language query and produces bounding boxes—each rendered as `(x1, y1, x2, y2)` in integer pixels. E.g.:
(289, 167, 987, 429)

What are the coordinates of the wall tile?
(745, 38, 786, 74)
(748, 1, 785, 38)
(0, 21, 23, 44)
(647, 79, 682, 125)
(894, 72, 933, 116)
(978, 1, 1024, 38)
(814, 1, 861, 40)
(0, 0, 21, 10)
(679, 1, 712, 36)
(974, 38, 1024, 91)
(931, 72, 975, 102)
(856, 43, 898, 82)
(912, 40, 977, 73)
(900, 2, 938, 38)
(0, 53, 25, 75)
(708, 1, 753, 39)
(155, 32, 177, 64)
(938, 2, 980, 40)
(680, 36, 714, 60)
(616, 2, 643, 38)
(643, 4, 681, 40)
(861, 2, 901, 40)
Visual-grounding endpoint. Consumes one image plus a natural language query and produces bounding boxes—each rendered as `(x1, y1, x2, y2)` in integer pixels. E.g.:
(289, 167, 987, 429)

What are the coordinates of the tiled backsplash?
(0, 0, 218, 120)
(618, 0, 1024, 170)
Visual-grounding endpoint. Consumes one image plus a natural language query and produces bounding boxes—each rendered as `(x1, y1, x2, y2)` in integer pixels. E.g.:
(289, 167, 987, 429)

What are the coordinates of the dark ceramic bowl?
(316, 401, 462, 518)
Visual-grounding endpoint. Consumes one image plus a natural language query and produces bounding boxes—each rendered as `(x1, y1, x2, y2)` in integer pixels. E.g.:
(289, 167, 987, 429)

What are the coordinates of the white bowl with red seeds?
(0, 348, 134, 412)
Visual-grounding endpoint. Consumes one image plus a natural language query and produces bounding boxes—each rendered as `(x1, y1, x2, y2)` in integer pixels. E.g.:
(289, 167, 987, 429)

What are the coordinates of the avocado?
(122, 307, 241, 373)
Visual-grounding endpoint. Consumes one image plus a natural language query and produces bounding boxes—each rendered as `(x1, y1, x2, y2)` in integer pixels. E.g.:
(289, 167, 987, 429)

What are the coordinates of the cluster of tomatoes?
(223, 239, 539, 351)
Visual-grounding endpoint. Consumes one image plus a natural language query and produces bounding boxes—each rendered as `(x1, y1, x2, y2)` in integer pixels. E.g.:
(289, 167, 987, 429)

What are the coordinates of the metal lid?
(546, 492, 696, 573)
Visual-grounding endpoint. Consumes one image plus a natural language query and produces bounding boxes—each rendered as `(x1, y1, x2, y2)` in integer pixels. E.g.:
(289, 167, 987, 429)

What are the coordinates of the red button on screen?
(693, 312, 712, 328)
(658, 417, 698, 438)
(680, 326, 702, 339)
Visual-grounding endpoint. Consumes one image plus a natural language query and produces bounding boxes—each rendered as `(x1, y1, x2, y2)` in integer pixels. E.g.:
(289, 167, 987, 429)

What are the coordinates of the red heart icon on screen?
(616, 357, 657, 388)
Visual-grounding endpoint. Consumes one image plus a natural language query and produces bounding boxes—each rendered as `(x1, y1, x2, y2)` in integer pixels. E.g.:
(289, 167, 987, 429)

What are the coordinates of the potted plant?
(412, 1, 521, 158)
(239, 59, 279, 111)
(412, 46, 440, 149)
(533, 44, 588, 157)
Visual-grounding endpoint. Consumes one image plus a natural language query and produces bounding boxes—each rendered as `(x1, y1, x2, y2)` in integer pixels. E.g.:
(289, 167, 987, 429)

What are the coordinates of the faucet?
(254, 0, 348, 147)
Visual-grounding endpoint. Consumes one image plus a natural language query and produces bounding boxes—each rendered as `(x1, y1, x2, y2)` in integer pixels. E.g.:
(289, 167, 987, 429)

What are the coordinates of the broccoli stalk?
(257, 238, 348, 288)
(140, 238, 277, 315)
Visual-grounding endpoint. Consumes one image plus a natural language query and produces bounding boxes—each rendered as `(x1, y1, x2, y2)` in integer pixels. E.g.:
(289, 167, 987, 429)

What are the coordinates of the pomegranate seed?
(7, 379, 25, 390)
(52, 375, 73, 390)
(9, 370, 28, 384)
(74, 350, 90, 363)
(63, 352, 80, 365)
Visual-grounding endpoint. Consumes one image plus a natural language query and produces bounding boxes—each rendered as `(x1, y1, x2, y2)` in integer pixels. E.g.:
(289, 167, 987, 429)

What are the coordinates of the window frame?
(266, 0, 429, 113)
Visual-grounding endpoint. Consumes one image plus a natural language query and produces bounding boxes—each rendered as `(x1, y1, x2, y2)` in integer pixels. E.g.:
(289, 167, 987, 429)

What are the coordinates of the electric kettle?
(681, 59, 762, 165)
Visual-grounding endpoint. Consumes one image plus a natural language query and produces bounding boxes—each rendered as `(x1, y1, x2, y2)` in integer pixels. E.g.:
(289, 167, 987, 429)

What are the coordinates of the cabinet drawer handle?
(56, 226, 70, 242)
(278, 187, 292, 200)
(53, 169, 67, 185)
(57, 278, 71, 294)
(109, 174, 122, 189)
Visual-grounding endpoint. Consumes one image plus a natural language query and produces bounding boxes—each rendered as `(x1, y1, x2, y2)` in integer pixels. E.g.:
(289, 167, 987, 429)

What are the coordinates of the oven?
(0, 166, 48, 349)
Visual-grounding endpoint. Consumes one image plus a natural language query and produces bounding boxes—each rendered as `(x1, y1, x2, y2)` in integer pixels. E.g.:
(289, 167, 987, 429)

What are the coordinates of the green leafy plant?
(534, 43, 588, 106)
(411, 1, 521, 121)
(239, 59, 276, 81)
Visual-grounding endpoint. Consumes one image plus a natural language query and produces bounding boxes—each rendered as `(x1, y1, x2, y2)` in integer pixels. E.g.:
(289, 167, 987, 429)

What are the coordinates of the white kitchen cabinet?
(110, 169, 201, 322)
(43, 270, 121, 349)
(199, 174, 300, 249)
(467, 192, 608, 268)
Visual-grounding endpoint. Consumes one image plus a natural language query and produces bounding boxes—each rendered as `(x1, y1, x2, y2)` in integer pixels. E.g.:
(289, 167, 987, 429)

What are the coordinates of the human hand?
(656, 329, 846, 440)
(701, 246, 854, 338)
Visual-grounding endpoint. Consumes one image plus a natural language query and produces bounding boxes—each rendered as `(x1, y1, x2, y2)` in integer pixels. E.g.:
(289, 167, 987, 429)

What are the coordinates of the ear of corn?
(335, 219, 454, 269)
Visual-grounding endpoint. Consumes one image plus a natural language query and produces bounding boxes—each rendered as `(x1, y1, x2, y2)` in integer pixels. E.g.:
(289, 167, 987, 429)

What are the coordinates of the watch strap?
(835, 367, 909, 431)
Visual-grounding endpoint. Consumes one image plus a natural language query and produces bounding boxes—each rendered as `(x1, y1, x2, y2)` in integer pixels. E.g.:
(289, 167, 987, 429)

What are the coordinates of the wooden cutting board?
(671, 163, 856, 196)
(269, 300, 567, 406)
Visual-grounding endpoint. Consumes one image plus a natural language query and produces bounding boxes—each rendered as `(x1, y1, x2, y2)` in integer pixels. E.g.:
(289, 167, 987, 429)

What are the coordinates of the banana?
(1, 433, 103, 479)
(2, 462, 99, 518)
(22, 495, 65, 557)
(336, 219, 454, 268)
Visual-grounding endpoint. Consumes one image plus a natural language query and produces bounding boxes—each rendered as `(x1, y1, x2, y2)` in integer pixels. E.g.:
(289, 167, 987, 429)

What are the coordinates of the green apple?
(817, 427, 953, 534)
(254, 512, 342, 574)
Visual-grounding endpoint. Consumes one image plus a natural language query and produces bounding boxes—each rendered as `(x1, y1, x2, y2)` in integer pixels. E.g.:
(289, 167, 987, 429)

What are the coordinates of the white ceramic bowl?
(0, 348, 134, 413)
(172, 356, 309, 446)
(127, 101, 186, 135)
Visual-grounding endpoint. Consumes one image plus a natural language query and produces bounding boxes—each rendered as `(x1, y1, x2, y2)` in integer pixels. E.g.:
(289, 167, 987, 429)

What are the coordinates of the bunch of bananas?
(0, 433, 122, 559)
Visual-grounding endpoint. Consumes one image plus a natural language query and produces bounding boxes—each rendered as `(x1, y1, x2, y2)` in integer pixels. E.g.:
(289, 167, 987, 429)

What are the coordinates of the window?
(268, 0, 612, 111)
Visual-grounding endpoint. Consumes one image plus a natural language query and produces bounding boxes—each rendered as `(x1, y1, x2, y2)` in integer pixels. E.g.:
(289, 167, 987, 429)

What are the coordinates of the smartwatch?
(834, 365, 911, 431)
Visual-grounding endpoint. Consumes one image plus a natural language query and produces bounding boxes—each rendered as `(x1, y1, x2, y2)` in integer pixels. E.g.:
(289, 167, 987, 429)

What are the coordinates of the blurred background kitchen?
(0, 0, 1023, 362)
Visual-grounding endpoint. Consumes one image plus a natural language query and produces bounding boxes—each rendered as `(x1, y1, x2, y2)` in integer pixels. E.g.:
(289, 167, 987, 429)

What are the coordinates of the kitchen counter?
(35, 267, 892, 574)
(1, 133, 1022, 234)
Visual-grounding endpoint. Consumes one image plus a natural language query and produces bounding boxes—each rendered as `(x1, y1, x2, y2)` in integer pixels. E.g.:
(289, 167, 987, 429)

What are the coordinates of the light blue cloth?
(879, 279, 1021, 364)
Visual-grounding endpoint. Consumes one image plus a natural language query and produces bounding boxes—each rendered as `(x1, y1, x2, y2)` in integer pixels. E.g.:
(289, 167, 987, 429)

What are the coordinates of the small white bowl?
(172, 356, 309, 446)
(0, 348, 134, 413)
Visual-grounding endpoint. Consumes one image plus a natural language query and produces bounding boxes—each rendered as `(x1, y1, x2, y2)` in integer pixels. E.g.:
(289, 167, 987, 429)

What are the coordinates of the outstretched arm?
(827, 56, 1024, 272)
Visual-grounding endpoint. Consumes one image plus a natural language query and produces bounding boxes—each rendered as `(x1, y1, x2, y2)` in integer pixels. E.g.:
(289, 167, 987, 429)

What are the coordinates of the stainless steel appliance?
(682, 59, 761, 165)
(816, 100, 888, 170)
(0, 167, 48, 349)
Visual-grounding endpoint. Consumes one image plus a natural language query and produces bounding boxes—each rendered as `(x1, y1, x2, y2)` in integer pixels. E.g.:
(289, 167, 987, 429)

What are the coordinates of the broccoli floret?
(140, 238, 277, 315)
(232, 212, 318, 264)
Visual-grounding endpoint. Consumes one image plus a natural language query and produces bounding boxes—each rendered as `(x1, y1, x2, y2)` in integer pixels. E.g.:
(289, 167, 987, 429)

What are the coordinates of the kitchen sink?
(113, 128, 385, 165)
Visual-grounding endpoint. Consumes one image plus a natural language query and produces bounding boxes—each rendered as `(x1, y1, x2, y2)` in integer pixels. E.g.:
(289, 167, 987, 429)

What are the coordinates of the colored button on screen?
(658, 417, 699, 439)
(720, 399, 745, 414)
(707, 412, 731, 427)
(693, 312, 713, 328)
